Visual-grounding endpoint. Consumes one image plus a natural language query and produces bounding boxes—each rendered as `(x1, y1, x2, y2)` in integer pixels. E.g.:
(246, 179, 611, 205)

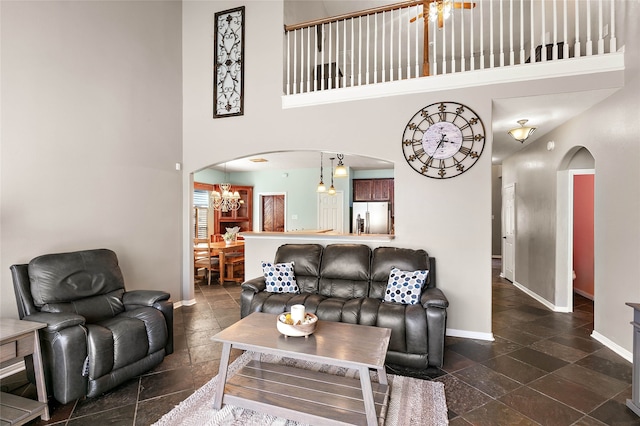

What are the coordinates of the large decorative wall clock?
(213, 6, 245, 118)
(402, 102, 486, 179)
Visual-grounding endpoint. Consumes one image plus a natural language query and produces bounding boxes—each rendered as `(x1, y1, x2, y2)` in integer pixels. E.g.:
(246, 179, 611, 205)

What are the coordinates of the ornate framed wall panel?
(213, 6, 245, 118)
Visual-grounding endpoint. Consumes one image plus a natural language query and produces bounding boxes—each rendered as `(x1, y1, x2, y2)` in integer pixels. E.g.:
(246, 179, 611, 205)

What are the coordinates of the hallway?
(443, 259, 637, 425)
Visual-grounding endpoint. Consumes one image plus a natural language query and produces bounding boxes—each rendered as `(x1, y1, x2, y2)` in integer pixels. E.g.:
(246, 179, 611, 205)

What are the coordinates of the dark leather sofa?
(10, 248, 173, 404)
(241, 243, 449, 369)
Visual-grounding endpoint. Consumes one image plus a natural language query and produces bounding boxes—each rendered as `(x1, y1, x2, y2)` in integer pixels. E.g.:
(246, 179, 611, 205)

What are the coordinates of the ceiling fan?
(410, 0, 476, 29)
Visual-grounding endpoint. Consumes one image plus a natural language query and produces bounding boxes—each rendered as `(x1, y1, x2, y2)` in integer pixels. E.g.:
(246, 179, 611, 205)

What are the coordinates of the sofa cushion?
(274, 244, 323, 293)
(319, 244, 371, 298)
(28, 249, 126, 306)
(384, 267, 428, 304)
(370, 247, 431, 299)
(261, 261, 299, 293)
(40, 289, 125, 323)
(28, 249, 128, 323)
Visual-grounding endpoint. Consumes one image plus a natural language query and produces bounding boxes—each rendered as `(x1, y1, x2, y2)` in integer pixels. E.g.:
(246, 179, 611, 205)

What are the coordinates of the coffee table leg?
(359, 366, 378, 426)
(213, 343, 232, 409)
(377, 366, 388, 386)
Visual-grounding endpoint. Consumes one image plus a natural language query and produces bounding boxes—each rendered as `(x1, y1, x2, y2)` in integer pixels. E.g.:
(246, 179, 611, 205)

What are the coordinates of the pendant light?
(334, 153, 348, 177)
(328, 157, 337, 195)
(508, 119, 537, 143)
(317, 152, 326, 192)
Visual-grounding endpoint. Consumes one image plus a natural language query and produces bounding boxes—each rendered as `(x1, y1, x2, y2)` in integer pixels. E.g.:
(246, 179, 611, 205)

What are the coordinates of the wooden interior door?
(502, 184, 516, 282)
(262, 195, 285, 232)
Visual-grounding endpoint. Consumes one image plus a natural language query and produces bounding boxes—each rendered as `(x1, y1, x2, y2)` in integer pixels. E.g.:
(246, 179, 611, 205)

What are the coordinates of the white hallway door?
(503, 184, 516, 282)
(317, 191, 344, 233)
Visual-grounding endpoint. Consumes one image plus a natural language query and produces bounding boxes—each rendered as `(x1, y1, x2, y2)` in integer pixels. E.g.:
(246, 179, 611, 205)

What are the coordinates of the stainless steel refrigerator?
(352, 202, 391, 234)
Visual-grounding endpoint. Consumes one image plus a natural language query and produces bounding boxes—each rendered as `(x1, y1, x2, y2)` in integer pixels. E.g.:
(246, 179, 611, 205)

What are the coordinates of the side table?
(0, 318, 50, 424)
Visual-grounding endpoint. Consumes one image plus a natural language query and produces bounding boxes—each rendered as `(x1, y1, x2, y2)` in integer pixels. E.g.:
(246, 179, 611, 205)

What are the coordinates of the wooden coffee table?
(212, 312, 391, 425)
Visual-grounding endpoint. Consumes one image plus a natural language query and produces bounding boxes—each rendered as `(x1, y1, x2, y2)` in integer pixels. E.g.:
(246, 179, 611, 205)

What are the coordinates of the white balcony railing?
(283, 0, 619, 95)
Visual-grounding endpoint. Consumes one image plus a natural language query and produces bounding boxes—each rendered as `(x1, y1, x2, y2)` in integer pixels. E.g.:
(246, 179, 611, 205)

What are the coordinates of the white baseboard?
(174, 299, 197, 308)
(591, 331, 632, 363)
(0, 360, 25, 380)
(447, 328, 495, 341)
(511, 280, 571, 312)
(573, 288, 594, 301)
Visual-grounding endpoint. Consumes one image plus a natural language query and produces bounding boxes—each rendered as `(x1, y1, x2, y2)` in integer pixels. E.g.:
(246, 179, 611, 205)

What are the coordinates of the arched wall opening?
(555, 146, 595, 312)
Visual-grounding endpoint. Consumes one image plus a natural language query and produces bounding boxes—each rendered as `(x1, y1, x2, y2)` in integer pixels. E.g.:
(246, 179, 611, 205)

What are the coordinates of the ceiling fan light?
(508, 119, 537, 143)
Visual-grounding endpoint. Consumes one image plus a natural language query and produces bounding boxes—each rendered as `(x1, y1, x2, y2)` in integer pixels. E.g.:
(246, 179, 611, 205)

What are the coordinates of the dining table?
(195, 240, 245, 284)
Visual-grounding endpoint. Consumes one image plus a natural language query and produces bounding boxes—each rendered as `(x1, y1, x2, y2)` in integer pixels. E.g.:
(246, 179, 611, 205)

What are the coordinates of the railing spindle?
(508, 0, 514, 65)
(461, 0, 466, 71)
(350, 18, 354, 87)
(552, 0, 558, 60)
(414, 5, 419, 77)
(610, 0, 616, 52)
(499, 0, 504, 66)
(470, 0, 475, 70)
(480, 0, 485, 69)
(598, 0, 604, 54)
(541, 0, 547, 61)
(343, 20, 347, 87)
(586, 0, 592, 55)
(489, 1, 495, 68)
(563, 0, 569, 60)
(519, 0, 525, 64)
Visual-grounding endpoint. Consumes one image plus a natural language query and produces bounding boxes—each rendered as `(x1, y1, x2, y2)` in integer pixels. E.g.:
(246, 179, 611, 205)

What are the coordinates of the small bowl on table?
(277, 312, 318, 337)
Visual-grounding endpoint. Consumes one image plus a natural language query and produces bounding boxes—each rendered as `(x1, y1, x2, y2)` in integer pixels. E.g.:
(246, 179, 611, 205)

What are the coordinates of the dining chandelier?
(210, 164, 243, 212)
(210, 183, 242, 212)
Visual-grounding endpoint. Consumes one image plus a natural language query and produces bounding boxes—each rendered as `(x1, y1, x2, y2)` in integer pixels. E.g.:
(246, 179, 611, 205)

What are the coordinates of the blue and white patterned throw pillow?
(384, 267, 428, 304)
(261, 261, 299, 293)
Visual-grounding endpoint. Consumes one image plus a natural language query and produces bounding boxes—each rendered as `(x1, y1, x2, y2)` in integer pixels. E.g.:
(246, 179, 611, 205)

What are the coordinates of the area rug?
(153, 351, 448, 426)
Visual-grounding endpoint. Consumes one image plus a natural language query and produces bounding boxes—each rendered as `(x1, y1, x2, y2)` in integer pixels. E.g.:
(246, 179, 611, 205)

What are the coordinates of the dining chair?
(194, 238, 220, 285)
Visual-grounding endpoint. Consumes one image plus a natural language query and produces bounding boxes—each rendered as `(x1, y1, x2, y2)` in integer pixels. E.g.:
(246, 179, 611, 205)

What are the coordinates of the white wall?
(502, 1, 640, 353)
(183, 0, 495, 337)
(0, 1, 183, 317)
(182, 0, 632, 340)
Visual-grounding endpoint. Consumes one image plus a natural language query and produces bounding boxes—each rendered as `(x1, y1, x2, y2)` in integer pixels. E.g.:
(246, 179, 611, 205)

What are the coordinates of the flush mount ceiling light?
(317, 152, 326, 193)
(508, 119, 537, 143)
(334, 153, 348, 177)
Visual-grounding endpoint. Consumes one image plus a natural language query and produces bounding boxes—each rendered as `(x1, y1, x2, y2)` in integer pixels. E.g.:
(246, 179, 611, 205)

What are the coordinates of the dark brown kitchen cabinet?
(353, 178, 393, 202)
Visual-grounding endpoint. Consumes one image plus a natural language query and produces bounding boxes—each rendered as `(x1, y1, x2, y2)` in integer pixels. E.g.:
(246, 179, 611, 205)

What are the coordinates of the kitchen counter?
(241, 231, 395, 243)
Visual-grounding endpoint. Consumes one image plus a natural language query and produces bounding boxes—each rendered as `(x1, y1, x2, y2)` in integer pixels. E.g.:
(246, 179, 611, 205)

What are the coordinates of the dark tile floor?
(2, 260, 638, 425)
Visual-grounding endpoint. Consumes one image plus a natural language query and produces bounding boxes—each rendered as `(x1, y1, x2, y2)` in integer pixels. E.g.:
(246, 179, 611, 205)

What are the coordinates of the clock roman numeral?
(403, 138, 421, 146)
(408, 148, 426, 161)
(459, 146, 472, 155)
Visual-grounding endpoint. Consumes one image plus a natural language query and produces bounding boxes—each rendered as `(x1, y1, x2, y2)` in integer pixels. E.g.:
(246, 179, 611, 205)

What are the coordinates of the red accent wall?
(573, 174, 594, 299)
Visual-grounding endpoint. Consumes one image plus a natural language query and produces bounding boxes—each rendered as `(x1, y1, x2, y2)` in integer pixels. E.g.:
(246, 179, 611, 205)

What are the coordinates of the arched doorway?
(556, 147, 595, 312)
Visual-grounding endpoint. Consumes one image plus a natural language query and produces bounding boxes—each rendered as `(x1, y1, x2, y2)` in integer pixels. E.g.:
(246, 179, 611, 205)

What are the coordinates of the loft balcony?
(282, 0, 624, 108)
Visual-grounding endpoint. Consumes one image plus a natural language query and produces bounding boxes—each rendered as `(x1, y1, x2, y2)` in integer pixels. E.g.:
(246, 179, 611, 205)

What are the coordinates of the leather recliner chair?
(10, 248, 173, 404)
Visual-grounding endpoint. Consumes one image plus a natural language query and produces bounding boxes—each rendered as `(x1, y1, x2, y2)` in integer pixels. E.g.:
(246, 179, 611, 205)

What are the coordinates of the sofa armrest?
(123, 290, 170, 308)
(241, 276, 267, 293)
(24, 312, 85, 332)
(421, 287, 449, 309)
